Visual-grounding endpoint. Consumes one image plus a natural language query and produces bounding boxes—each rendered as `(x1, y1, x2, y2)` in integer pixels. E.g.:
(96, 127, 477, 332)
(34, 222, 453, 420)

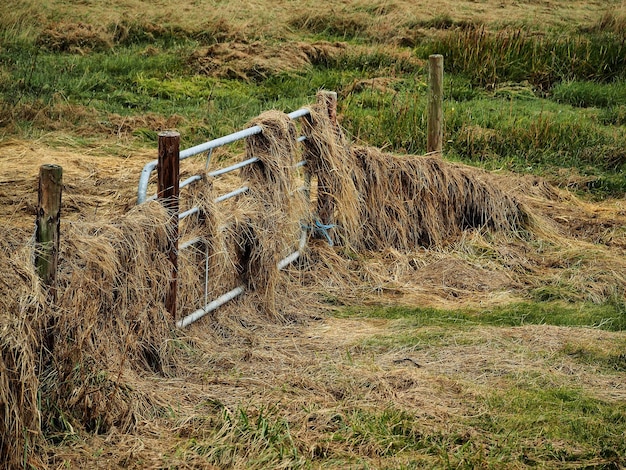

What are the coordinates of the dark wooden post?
(158, 131, 180, 320)
(316, 90, 338, 228)
(35, 164, 62, 301)
(427, 54, 444, 156)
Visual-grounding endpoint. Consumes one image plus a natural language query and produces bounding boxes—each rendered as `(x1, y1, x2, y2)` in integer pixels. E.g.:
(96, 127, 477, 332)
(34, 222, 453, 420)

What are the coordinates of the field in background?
(1, 0, 626, 468)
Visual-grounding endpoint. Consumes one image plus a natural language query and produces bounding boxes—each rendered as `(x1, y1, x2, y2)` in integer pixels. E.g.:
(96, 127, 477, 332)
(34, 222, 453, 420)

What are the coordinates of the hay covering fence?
(136, 101, 323, 328)
(1, 58, 531, 468)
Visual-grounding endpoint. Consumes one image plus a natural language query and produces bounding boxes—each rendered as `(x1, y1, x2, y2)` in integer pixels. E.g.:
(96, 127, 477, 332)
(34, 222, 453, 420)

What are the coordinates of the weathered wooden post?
(316, 90, 338, 229)
(35, 164, 62, 301)
(157, 131, 180, 320)
(427, 54, 444, 156)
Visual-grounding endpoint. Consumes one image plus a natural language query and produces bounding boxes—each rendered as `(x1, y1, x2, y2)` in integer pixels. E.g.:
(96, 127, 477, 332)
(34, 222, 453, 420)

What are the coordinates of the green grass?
(167, 397, 626, 468)
(329, 302, 626, 467)
(2, 17, 626, 196)
(471, 384, 626, 467)
(552, 80, 626, 109)
(419, 27, 626, 89)
(338, 301, 626, 331)
(181, 405, 305, 469)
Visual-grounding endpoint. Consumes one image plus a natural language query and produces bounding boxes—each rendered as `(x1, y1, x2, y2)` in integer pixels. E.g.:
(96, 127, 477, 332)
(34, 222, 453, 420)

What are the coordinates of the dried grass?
(190, 41, 347, 80)
(37, 22, 112, 53)
(0, 99, 625, 467)
(239, 111, 310, 315)
(0, 237, 44, 469)
(303, 91, 529, 250)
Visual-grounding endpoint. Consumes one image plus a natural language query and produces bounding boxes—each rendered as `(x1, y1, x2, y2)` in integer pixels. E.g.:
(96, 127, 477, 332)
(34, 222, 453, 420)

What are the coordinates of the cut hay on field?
(191, 41, 348, 80)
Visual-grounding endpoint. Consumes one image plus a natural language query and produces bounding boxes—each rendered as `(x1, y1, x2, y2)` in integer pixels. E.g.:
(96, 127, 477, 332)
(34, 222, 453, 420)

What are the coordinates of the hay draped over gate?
(1, 93, 530, 468)
(302, 92, 528, 250)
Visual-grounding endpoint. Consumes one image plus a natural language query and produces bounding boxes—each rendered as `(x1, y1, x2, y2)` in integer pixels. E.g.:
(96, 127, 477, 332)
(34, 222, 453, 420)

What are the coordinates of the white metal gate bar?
(137, 104, 315, 327)
(137, 107, 311, 204)
(176, 230, 308, 328)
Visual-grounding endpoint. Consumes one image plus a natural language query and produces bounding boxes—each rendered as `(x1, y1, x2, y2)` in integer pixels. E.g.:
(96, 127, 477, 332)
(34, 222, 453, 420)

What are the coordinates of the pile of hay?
(0, 231, 43, 469)
(239, 110, 310, 315)
(302, 91, 529, 250)
(1, 205, 185, 467)
(191, 41, 348, 80)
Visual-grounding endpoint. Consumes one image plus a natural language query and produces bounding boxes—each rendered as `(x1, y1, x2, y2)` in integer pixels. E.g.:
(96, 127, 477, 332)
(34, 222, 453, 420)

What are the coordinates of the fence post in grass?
(35, 164, 63, 302)
(158, 131, 180, 320)
(316, 90, 338, 231)
(427, 54, 444, 156)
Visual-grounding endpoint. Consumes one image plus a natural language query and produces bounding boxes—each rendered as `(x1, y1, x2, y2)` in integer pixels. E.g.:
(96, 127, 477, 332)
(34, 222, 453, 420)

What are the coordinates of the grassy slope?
(1, 0, 625, 194)
(1, 0, 626, 468)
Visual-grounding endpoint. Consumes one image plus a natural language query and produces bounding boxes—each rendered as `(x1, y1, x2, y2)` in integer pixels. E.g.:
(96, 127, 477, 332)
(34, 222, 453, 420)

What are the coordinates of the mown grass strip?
(337, 301, 626, 331)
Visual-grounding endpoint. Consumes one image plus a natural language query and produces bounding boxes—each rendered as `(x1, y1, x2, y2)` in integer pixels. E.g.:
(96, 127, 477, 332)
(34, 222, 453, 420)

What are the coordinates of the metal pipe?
(176, 285, 246, 328)
(214, 186, 249, 203)
(180, 174, 202, 189)
(177, 229, 308, 328)
(145, 173, 204, 203)
(204, 242, 209, 309)
(179, 207, 199, 220)
(277, 230, 308, 269)
(209, 157, 259, 177)
(137, 108, 311, 204)
(137, 160, 158, 204)
(178, 108, 311, 160)
(180, 237, 203, 250)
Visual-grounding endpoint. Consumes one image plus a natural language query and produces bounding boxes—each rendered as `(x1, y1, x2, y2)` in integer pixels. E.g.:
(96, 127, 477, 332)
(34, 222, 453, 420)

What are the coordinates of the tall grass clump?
(448, 105, 626, 174)
(424, 27, 626, 88)
(289, 10, 370, 40)
(551, 80, 626, 108)
(0, 0, 42, 48)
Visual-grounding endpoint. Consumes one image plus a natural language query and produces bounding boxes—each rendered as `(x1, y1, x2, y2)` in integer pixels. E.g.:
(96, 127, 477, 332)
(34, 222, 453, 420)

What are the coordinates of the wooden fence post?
(427, 54, 444, 156)
(316, 90, 338, 229)
(35, 164, 62, 301)
(158, 131, 180, 320)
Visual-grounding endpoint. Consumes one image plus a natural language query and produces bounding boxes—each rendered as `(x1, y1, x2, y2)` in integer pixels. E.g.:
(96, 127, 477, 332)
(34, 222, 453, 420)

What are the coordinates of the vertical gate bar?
(158, 131, 180, 320)
(204, 243, 209, 309)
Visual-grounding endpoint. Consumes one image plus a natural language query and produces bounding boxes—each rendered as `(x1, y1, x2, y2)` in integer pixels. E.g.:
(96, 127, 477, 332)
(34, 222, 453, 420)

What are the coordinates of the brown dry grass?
(1, 99, 625, 467)
(9, 0, 618, 47)
(302, 93, 528, 250)
(191, 41, 348, 80)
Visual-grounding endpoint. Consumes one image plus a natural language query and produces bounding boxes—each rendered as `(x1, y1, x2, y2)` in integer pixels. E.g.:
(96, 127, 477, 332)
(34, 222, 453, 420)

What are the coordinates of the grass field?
(1, 0, 626, 468)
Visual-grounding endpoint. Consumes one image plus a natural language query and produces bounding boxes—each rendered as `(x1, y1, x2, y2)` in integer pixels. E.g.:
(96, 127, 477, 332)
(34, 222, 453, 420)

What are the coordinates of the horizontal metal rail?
(179, 207, 199, 220)
(176, 229, 308, 328)
(209, 157, 259, 178)
(180, 237, 203, 250)
(214, 186, 249, 203)
(137, 108, 311, 203)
